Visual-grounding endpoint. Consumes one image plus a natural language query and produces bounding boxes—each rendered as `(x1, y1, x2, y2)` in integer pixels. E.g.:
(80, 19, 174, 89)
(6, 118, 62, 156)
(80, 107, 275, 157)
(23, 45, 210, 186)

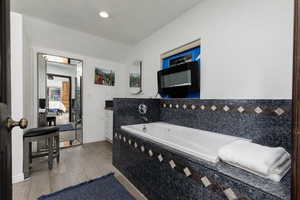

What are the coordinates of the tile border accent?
(160, 102, 290, 116)
(115, 132, 252, 200)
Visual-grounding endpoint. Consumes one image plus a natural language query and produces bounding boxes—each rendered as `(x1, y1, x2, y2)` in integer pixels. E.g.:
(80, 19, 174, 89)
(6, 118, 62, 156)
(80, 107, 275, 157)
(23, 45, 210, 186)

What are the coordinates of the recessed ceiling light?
(99, 11, 109, 18)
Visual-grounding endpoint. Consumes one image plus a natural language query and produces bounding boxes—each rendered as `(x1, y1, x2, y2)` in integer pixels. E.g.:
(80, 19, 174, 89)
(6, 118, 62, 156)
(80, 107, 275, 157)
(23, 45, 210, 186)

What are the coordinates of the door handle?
(6, 117, 28, 130)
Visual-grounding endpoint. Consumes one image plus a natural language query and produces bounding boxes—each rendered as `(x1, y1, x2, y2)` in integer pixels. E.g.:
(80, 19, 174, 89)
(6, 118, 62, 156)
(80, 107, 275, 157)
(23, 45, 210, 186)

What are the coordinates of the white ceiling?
(11, 0, 201, 45)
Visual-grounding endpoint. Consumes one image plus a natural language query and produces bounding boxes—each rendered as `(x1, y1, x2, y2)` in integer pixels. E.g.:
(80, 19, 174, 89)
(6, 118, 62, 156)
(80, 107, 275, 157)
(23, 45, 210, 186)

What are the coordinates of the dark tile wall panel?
(113, 98, 160, 131)
(113, 98, 160, 167)
(160, 99, 292, 152)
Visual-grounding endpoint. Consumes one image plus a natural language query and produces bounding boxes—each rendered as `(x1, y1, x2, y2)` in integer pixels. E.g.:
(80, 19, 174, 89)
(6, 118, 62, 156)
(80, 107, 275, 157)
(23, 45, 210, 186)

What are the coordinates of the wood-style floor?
(13, 141, 147, 200)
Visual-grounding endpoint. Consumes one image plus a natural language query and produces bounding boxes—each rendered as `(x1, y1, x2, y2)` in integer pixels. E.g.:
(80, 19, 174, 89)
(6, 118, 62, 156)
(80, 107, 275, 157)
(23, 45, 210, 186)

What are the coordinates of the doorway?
(47, 74, 72, 125)
(37, 53, 83, 148)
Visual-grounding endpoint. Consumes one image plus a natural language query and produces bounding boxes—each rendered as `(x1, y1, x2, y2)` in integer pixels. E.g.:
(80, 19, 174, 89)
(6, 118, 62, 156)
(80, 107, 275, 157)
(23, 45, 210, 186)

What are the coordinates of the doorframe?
(47, 73, 72, 123)
(0, 0, 11, 106)
(292, 0, 300, 199)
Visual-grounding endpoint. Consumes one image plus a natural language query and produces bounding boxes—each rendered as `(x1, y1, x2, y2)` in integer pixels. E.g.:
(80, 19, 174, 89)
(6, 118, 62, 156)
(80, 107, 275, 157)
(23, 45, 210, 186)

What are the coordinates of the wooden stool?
(23, 127, 60, 179)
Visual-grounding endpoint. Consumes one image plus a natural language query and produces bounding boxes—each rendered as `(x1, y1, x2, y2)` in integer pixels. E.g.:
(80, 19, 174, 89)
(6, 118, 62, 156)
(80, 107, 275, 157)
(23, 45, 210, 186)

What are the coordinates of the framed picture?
(95, 68, 115, 86)
(129, 73, 141, 88)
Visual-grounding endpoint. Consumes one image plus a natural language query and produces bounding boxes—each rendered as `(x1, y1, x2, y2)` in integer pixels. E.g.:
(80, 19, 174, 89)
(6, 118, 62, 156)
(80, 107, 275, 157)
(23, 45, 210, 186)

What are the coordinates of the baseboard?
(12, 173, 24, 184)
(83, 137, 106, 144)
(105, 137, 112, 144)
(116, 170, 148, 200)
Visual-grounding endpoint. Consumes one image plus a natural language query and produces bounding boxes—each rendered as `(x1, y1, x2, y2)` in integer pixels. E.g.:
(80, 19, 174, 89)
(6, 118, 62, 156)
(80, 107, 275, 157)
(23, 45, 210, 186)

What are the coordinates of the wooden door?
(0, 0, 13, 199)
(0, 1, 28, 199)
(62, 81, 70, 112)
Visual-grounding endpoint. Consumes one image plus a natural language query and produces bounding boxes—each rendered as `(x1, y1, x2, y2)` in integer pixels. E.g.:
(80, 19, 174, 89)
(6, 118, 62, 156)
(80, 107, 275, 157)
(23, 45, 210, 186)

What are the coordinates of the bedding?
(49, 101, 67, 113)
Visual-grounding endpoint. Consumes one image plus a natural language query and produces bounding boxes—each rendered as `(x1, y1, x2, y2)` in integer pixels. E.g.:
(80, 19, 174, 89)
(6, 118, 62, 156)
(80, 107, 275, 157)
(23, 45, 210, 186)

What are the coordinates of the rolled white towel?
(218, 140, 290, 177)
(269, 153, 291, 174)
(268, 161, 291, 182)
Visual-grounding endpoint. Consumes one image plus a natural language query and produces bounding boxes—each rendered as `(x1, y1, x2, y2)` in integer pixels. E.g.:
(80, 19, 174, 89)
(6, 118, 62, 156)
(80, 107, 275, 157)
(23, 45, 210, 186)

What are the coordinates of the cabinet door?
(105, 110, 113, 141)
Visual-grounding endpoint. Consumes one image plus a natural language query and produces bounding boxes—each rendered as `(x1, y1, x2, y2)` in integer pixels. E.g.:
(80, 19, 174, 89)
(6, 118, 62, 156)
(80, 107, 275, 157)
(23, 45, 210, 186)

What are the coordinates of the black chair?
(23, 126, 60, 178)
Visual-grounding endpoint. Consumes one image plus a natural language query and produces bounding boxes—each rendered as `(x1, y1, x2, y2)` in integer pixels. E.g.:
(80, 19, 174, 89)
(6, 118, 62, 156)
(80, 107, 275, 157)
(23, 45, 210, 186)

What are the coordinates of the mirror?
(37, 53, 83, 147)
(129, 60, 142, 95)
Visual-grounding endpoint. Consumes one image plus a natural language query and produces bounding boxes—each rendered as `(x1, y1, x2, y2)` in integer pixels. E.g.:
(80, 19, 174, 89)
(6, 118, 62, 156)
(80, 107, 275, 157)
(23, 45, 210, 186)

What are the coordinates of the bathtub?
(121, 122, 249, 163)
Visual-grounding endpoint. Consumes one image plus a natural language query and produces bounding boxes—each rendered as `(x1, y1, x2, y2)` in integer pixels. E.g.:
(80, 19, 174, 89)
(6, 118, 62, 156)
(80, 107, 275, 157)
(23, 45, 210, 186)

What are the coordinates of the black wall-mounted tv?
(157, 61, 200, 98)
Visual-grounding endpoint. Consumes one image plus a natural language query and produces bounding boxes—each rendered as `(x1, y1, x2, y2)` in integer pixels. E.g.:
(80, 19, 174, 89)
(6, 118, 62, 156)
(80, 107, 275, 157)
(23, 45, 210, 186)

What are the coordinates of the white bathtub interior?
(121, 122, 249, 163)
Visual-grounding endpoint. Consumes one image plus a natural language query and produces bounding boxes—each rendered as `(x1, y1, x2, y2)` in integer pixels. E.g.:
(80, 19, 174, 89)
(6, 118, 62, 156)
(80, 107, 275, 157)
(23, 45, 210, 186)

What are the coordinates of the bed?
(48, 101, 67, 114)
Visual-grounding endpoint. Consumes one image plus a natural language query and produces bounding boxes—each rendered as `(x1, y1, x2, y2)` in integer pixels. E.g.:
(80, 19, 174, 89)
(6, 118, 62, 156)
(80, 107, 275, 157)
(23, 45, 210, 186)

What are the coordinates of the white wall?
(11, 12, 25, 183)
(23, 15, 132, 63)
(23, 19, 34, 129)
(126, 0, 294, 99)
(31, 47, 127, 143)
(16, 14, 129, 144)
(11, 13, 129, 183)
(82, 57, 127, 143)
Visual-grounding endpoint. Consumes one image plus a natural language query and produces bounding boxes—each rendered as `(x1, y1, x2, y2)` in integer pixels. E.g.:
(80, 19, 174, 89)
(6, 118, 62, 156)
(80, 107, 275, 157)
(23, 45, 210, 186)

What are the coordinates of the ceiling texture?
(11, 0, 201, 45)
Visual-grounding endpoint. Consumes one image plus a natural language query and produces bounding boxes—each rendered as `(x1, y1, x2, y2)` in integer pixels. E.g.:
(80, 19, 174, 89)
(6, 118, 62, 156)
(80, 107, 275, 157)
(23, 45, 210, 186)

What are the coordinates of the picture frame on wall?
(95, 68, 115, 86)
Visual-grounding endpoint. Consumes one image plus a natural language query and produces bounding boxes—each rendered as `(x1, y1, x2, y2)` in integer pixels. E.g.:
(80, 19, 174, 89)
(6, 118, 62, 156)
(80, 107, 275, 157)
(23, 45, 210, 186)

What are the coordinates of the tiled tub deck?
(113, 98, 292, 200)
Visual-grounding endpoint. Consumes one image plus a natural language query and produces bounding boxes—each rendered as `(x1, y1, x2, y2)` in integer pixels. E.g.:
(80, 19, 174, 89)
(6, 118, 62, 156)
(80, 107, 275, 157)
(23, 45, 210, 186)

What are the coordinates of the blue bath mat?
(57, 124, 75, 132)
(38, 173, 135, 200)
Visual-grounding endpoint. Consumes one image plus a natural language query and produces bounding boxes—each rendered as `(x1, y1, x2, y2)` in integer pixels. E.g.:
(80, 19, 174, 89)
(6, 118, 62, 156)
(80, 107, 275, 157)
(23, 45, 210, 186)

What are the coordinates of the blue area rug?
(57, 124, 75, 132)
(38, 173, 135, 200)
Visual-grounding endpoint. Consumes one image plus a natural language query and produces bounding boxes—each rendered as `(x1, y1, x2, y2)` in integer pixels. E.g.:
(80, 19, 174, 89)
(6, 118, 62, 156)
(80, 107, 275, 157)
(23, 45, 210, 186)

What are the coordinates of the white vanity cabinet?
(104, 109, 113, 142)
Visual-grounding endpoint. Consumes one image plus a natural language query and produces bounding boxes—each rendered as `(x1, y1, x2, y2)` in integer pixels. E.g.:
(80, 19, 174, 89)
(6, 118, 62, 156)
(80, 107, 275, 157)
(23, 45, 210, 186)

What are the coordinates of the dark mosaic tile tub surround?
(113, 98, 292, 200)
(160, 99, 292, 153)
